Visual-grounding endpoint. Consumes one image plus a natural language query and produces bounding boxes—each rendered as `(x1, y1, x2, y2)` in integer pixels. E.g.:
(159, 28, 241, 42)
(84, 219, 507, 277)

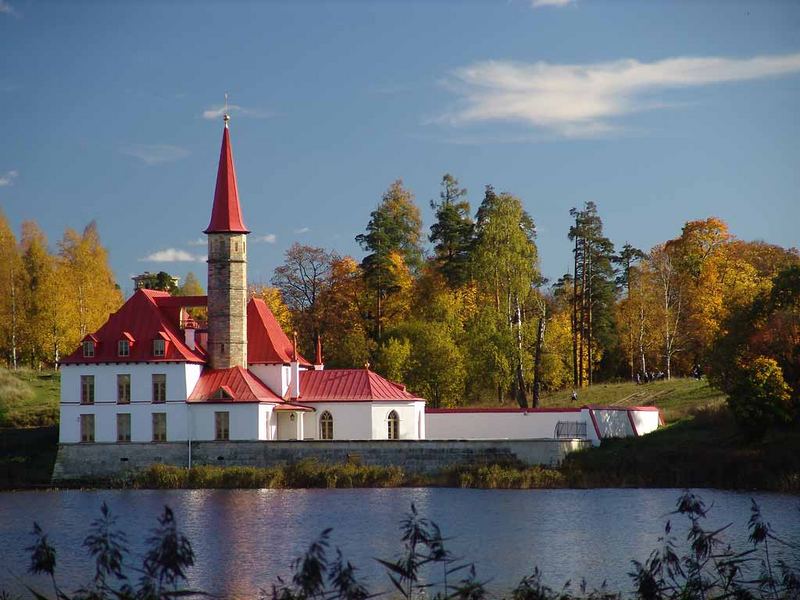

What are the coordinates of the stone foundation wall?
(52, 439, 590, 482)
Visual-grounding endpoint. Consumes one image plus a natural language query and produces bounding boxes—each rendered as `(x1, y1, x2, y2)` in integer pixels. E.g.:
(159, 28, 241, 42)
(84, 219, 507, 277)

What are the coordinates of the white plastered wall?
(425, 410, 583, 440)
(248, 364, 290, 397)
(628, 409, 660, 436)
(186, 403, 263, 441)
(60, 362, 202, 443)
(370, 402, 424, 440)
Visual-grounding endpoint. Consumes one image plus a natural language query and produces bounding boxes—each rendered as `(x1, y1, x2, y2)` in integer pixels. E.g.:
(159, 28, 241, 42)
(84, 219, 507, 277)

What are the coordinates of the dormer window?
(213, 387, 232, 400)
(82, 340, 95, 358)
(153, 339, 165, 357)
(118, 332, 134, 358)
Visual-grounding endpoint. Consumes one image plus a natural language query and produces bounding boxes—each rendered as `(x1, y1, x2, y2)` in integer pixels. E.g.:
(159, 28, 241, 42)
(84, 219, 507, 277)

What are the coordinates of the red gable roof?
(204, 124, 249, 234)
(247, 298, 311, 366)
(61, 289, 206, 365)
(188, 366, 282, 403)
(298, 369, 422, 402)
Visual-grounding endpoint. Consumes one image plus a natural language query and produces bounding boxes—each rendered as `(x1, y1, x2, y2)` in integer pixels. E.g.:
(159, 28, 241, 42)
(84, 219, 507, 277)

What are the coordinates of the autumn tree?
(19, 222, 61, 368)
(175, 271, 206, 322)
(272, 243, 337, 356)
(429, 174, 474, 288)
(472, 186, 539, 406)
(58, 222, 123, 351)
(613, 243, 647, 379)
(392, 320, 466, 408)
(0, 210, 23, 368)
(708, 265, 800, 435)
(356, 180, 423, 340)
(176, 272, 204, 296)
(316, 256, 373, 368)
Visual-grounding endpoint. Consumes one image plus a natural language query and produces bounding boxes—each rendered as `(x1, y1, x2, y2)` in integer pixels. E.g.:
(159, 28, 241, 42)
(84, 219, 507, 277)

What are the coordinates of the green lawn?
(0, 367, 60, 428)
(536, 377, 726, 424)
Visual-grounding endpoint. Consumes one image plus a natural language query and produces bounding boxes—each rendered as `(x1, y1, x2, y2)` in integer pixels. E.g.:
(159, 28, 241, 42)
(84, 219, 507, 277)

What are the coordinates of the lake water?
(0, 488, 798, 598)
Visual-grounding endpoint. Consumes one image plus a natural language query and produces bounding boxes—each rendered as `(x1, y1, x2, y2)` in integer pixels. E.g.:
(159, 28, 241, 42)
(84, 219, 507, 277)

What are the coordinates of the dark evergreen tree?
(356, 180, 423, 340)
(568, 202, 617, 385)
(429, 174, 474, 287)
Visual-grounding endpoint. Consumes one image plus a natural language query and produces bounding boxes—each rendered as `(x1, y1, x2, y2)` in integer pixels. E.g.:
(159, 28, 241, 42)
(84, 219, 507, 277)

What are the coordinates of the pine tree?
(568, 202, 616, 386)
(429, 174, 474, 287)
(356, 180, 423, 340)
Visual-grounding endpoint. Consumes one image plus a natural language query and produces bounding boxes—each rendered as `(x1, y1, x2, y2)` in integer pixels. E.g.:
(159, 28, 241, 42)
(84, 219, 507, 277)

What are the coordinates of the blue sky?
(2, 0, 799, 294)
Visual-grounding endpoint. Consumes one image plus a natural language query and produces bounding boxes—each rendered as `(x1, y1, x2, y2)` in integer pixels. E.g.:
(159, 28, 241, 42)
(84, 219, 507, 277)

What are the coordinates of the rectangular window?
(82, 341, 95, 357)
(80, 375, 94, 405)
(117, 339, 130, 357)
(153, 339, 165, 357)
(117, 374, 131, 404)
(117, 413, 131, 442)
(152, 374, 166, 403)
(152, 412, 167, 442)
(215, 411, 230, 441)
(80, 414, 95, 443)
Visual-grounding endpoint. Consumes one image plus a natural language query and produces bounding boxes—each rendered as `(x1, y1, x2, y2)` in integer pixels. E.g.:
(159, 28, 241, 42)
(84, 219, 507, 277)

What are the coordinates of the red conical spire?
(204, 116, 249, 234)
(315, 334, 323, 365)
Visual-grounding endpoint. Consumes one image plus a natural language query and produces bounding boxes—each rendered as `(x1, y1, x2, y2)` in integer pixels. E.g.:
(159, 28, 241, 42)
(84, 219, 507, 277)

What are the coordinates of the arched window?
(320, 411, 333, 440)
(387, 410, 399, 440)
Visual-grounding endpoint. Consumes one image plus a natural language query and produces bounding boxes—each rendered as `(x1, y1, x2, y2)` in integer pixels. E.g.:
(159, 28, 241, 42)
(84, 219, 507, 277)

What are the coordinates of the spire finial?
(292, 331, 298, 362)
(223, 92, 230, 128)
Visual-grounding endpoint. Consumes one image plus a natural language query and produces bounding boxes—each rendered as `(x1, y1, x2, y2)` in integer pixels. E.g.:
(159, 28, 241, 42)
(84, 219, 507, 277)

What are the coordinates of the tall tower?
(205, 113, 249, 369)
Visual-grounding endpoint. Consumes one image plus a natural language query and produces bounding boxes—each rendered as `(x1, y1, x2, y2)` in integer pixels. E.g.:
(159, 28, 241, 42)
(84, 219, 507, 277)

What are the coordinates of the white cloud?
(293, 227, 310, 234)
(139, 248, 205, 263)
(253, 233, 277, 243)
(440, 52, 800, 138)
(120, 144, 190, 165)
(531, 0, 575, 8)
(0, 1, 20, 17)
(202, 104, 274, 120)
(187, 238, 206, 246)
(0, 169, 18, 186)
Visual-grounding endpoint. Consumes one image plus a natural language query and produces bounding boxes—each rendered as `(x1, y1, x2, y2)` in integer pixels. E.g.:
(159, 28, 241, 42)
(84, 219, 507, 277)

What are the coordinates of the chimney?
(184, 317, 197, 351)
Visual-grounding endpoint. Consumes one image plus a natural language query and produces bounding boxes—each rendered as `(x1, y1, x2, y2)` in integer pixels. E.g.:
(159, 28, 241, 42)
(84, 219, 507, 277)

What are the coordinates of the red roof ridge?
(204, 124, 249, 234)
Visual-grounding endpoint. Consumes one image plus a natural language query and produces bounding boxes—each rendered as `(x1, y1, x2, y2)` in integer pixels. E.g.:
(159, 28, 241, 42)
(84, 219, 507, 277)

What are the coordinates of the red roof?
(61, 289, 207, 365)
(188, 366, 282, 403)
(204, 124, 249, 234)
(247, 298, 311, 366)
(298, 369, 422, 402)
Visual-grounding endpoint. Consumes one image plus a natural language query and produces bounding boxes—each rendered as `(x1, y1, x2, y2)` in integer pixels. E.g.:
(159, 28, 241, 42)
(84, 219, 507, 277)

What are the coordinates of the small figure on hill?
(571, 390, 578, 402)
(635, 373, 641, 385)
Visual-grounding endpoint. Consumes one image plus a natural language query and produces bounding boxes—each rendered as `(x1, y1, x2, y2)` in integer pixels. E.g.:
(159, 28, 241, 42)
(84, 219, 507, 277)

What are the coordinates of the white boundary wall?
(425, 406, 661, 446)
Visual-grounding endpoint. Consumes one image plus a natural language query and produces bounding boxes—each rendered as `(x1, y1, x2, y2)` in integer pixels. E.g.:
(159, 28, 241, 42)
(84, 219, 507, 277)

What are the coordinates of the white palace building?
(58, 115, 659, 451)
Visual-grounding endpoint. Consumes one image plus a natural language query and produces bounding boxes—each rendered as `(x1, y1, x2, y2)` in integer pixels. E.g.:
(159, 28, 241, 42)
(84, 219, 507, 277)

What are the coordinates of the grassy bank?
(123, 460, 406, 489)
(0, 367, 60, 428)
(561, 405, 800, 492)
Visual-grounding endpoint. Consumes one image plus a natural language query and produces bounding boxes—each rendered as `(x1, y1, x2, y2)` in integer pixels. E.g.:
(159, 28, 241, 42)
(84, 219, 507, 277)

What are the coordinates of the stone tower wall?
(207, 233, 248, 369)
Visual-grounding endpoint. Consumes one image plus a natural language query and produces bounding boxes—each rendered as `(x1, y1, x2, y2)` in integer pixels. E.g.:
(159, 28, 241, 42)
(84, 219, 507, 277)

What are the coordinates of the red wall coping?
(426, 405, 660, 414)
(426, 407, 582, 414)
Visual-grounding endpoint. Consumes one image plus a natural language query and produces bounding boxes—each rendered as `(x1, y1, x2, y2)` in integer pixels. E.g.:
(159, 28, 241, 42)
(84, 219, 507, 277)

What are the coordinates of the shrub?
(728, 356, 793, 436)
